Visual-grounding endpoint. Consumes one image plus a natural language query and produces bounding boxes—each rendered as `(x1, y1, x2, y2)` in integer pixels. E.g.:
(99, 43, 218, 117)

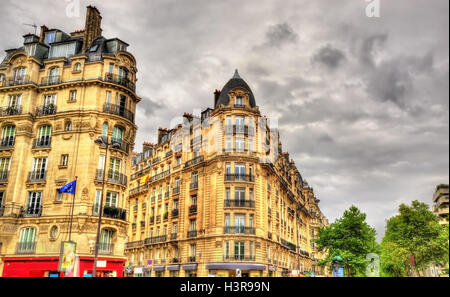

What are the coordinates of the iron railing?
(188, 205, 197, 215)
(35, 106, 57, 116)
(103, 103, 135, 123)
(98, 242, 114, 255)
(1, 75, 33, 87)
(0, 171, 9, 182)
(0, 105, 22, 116)
(32, 137, 51, 148)
(104, 73, 136, 92)
(223, 226, 256, 235)
(27, 171, 47, 182)
(16, 242, 37, 254)
(41, 75, 61, 86)
(0, 137, 15, 148)
(185, 156, 204, 168)
(224, 174, 254, 182)
(187, 230, 197, 238)
(223, 255, 255, 261)
(224, 200, 255, 208)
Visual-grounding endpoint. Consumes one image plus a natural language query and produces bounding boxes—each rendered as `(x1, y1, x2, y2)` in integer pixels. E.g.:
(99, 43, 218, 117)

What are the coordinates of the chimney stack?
(82, 5, 102, 53)
(214, 89, 221, 107)
(39, 25, 48, 43)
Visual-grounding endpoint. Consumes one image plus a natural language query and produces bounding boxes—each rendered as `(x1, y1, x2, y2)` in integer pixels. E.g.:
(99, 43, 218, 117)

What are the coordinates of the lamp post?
(92, 136, 121, 277)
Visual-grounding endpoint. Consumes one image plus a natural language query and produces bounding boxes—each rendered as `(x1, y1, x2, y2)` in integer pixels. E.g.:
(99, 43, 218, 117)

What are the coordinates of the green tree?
(315, 206, 378, 277)
(381, 200, 449, 276)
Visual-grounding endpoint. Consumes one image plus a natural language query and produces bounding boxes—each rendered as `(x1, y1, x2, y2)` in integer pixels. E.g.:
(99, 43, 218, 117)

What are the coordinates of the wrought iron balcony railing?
(16, 242, 37, 254)
(98, 242, 114, 255)
(224, 174, 254, 182)
(23, 205, 43, 217)
(187, 230, 197, 238)
(190, 182, 198, 190)
(171, 209, 179, 218)
(1, 75, 33, 87)
(188, 205, 197, 215)
(102, 206, 127, 221)
(104, 73, 136, 92)
(173, 186, 180, 195)
(41, 75, 61, 86)
(0, 105, 22, 116)
(224, 200, 255, 208)
(223, 255, 255, 261)
(32, 137, 52, 149)
(36, 106, 57, 116)
(0, 137, 15, 148)
(184, 156, 204, 168)
(223, 226, 256, 235)
(0, 171, 9, 182)
(27, 171, 47, 182)
(170, 233, 178, 240)
(103, 103, 135, 123)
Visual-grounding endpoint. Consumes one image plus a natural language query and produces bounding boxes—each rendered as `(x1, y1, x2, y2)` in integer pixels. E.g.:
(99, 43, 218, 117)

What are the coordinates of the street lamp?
(92, 136, 121, 277)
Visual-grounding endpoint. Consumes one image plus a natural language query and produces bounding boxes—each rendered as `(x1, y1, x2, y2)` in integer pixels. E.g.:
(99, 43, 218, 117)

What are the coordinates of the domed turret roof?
(215, 70, 256, 108)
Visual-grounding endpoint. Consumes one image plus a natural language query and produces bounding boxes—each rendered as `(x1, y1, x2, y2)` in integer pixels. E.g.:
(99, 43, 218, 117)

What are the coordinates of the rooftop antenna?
(23, 23, 38, 35)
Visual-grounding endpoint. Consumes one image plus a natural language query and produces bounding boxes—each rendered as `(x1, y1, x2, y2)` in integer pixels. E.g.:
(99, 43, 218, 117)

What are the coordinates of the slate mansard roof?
(215, 69, 256, 108)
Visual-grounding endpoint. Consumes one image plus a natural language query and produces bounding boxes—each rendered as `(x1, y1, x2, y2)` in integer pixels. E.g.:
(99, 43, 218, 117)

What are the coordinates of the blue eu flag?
(59, 180, 77, 194)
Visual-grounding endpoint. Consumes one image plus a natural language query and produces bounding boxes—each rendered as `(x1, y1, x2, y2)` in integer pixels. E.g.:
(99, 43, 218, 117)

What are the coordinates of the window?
(89, 44, 99, 52)
(108, 63, 114, 74)
(189, 219, 196, 231)
(25, 44, 36, 56)
(99, 229, 114, 252)
(192, 172, 198, 185)
(235, 137, 245, 152)
(235, 96, 244, 106)
(224, 241, 230, 258)
(190, 244, 196, 257)
(45, 32, 56, 44)
(50, 226, 58, 239)
(172, 222, 178, 234)
(65, 121, 72, 131)
(235, 116, 245, 132)
(8, 94, 21, 108)
(93, 190, 102, 215)
(13, 67, 27, 81)
(112, 126, 124, 144)
(43, 94, 57, 107)
(106, 91, 112, 105)
(235, 163, 245, 178)
(56, 191, 63, 202)
(60, 154, 68, 167)
(1, 126, 15, 146)
(50, 43, 76, 58)
(102, 123, 108, 138)
(234, 214, 245, 234)
(27, 192, 42, 215)
(37, 125, 52, 146)
(225, 137, 232, 152)
(109, 158, 122, 175)
(0, 158, 10, 179)
(69, 90, 77, 102)
(31, 157, 47, 176)
(18, 227, 36, 251)
(190, 195, 197, 206)
(225, 188, 231, 201)
(105, 192, 118, 207)
(73, 63, 82, 72)
(235, 188, 246, 201)
(234, 241, 245, 260)
(0, 191, 4, 208)
(176, 156, 182, 166)
(48, 67, 60, 83)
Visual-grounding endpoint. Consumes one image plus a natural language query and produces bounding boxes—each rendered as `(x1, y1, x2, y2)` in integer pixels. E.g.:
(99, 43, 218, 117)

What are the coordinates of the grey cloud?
(312, 44, 346, 69)
(360, 34, 388, 68)
(137, 97, 164, 117)
(262, 23, 298, 48)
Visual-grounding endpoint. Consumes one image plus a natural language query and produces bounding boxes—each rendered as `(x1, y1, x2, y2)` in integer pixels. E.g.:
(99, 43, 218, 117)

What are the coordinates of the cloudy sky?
(1, 0, 448, 240)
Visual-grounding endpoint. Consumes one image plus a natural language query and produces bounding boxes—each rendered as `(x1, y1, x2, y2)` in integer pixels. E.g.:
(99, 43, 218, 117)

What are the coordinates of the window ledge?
(53, 200, 63, 204)
(67, 100, 77, 103)
(59, 165, 68, 169)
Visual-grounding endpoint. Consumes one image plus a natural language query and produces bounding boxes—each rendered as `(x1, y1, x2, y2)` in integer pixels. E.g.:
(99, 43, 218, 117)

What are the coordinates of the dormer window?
(45, 32, 56, 44)
(25, 44, 36, 56)
(73, 63, 82, 72)
(89, 44, 99, 52)
(235, 96, 244, 106)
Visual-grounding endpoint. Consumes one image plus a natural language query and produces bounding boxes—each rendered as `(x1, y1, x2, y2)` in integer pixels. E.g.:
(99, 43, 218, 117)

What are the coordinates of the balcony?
(223, 255, 255, 261)
(0, 137, 15, 149)
(151, 157, 161, 165)
(129, 184, 149, 196)
(104, 73, 136, 93)
(187, 230, 197, 238)
(171, 257, 180, 263)
(108, 171, 128, 186)
(184, 156, 204, 168)
(23, 205, 42, 217)
(110, 139, 130, 154)
(0, 105, 22, 116)
(143, 235, 167, 245)
(1, 75, 33, 88)
(165, 191, 169, 198)
(132, 223, 137, 230)
(149, 216, 155, 224)
(125, 241, 144, 250)
(223, 226, 256, 235)
(41, 75, 61, 86)
(268, 231, 272, 239)
(103, 103, 135, 123)
(224, 200, 255, 208)
(36, 106, 57, 116)
(188, 205, 197, 215)
(140, 221, 145, 228)
(188, 256, 196, 263)
(224, 174, 254, 182)
(158, 194, 162, 201)
(165, 151, 173, 159)
(190, 182, 198, 190)
(27, 171, 47, 183)
(133, 205, 138, 212)
(156, 215, 161, 223)
(103, 206, 127, 221)
(170, 233, 178, 240)
(173, 186, 180, 195)
(16, 242, 37, 254)
(32, 137, 51, 149)
(131, 167, 151, 180)
(171, 209, 179, 218)
(0, 171, 9, 182)
(98, 242, 114, 255)
(163, 212, 169, 221)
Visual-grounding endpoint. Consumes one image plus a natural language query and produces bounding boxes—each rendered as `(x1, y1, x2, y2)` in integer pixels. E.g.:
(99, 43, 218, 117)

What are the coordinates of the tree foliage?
(315, 206, 378, 276)
(381, 200, 449, 276)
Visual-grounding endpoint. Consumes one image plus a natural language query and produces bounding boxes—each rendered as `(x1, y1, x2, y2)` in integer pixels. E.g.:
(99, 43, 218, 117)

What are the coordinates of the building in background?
(433, 184, 449, 226)
(0, 6, 140, 277)
(124, 70, 328, 277)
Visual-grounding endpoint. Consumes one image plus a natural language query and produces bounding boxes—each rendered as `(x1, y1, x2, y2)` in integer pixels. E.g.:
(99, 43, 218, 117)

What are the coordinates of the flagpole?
(68, 176, 78, 242)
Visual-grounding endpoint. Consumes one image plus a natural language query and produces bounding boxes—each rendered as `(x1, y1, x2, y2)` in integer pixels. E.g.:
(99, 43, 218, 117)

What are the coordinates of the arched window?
(73, 63, 82, 72)
(18, 227, 37, 253)
(112, 126, 124, 144)
(48, 67, 60, 85)
(65, 121, 72, 131)
(99, 228, 114, 254)
(13, 67, 27, 82)
(1, 125, 16, 147)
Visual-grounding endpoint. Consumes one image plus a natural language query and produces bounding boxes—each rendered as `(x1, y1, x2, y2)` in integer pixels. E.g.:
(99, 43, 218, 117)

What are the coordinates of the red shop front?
(2, 256, 125, 277)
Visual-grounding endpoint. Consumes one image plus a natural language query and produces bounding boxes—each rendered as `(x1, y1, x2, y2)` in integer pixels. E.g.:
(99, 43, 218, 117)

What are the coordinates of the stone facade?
(0, 6, 139, 277)
(125, 71, 329, 277)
